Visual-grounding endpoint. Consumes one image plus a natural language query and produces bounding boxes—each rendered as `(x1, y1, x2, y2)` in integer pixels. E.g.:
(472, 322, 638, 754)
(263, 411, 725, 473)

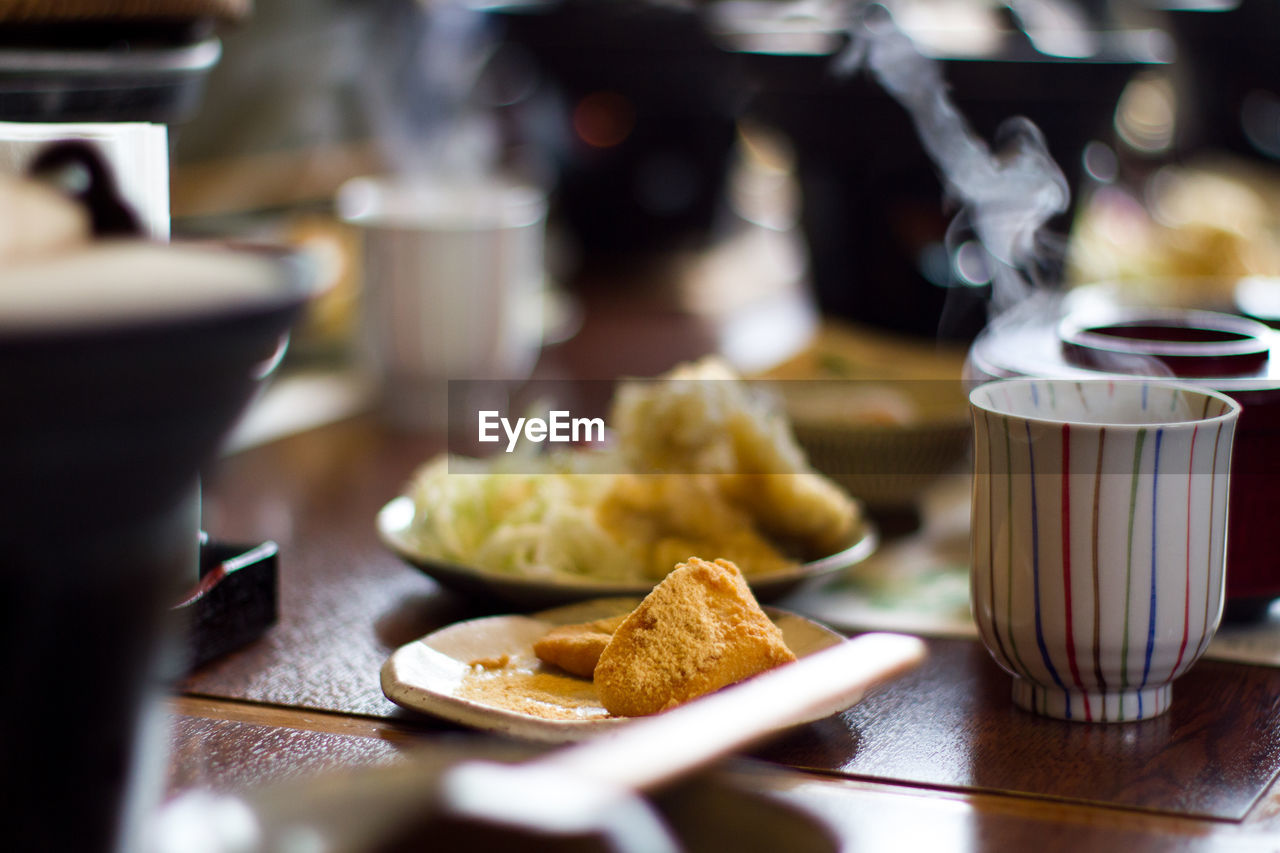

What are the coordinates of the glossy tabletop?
(171, 302, 1280, 852)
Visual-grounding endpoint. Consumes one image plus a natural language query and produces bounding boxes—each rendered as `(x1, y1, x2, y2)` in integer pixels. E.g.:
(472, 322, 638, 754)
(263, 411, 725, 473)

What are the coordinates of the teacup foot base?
(1011, 679, 1171, 722)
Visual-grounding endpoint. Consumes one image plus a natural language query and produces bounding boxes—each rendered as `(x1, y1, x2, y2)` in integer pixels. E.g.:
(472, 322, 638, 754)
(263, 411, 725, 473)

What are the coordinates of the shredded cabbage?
(405, 451, 650, 582)
(401, 357, 860, 583)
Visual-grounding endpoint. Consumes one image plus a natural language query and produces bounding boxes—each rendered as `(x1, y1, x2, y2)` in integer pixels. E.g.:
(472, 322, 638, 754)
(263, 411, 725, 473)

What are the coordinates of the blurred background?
(7, 0, 1280, 510)
(10, 6, 1280, 849)
(79, 0, 1277, 535)
(7, 0, 1280, 535)
(9, 1, 1279, 367)
(144, 0, 1280, 359)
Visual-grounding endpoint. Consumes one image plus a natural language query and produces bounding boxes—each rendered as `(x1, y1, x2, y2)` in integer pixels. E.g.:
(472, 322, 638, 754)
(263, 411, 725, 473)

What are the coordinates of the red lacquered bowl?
(969, 288, 1280, 619)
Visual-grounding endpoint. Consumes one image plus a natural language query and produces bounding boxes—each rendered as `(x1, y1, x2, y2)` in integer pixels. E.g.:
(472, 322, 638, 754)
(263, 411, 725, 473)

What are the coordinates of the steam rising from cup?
(837, 3, 1071, 316)
(358, 1, 500, 181)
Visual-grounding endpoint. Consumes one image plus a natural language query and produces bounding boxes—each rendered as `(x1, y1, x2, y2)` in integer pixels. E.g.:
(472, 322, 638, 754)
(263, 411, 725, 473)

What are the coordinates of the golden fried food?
(597, 474, 795, 578)
(720, 472, 859, 557)
(594, 557, 796, 717)
(531, 614, 628, 678)
(611, 357, 798, 476)
(1066, 162, 1280, 289)
(406, 357, 863, 586)
(610, 357, 861, 556)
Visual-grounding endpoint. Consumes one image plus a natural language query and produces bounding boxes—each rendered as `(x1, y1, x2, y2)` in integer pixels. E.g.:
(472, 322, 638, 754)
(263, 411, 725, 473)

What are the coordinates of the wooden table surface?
(170, 304, 1280, 852)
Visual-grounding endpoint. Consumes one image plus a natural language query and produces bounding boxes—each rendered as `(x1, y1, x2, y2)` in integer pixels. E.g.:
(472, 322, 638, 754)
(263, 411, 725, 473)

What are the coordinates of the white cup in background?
(338, 175, 548, 430)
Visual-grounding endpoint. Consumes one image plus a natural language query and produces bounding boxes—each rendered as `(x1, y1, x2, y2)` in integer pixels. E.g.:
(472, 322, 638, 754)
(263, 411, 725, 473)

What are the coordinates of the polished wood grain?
(168, 712, 403, 795)
(171, 354, 1280, 849)
(185, 418, 474, 717)
(170, 695, 433, 743)
(186, 415, 1280, 822)
(165, 696, 1280, 852)
(183, 302, 723, 713)
(757, 637, 1280, 819)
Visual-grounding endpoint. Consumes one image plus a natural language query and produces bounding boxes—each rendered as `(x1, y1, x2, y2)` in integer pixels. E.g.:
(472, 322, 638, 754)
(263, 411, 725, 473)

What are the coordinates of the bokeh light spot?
(573, 91, 636, 149)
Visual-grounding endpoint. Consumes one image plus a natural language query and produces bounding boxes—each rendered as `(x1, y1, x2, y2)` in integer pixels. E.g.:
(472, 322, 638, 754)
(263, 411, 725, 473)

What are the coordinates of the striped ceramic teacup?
(970, 378, 1241, 722)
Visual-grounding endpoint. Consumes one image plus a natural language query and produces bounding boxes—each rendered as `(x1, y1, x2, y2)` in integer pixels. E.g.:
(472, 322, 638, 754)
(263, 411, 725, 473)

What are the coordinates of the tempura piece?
(594, 557, 796, 717)
(610, 357, 798, 475)
(532, 613, 627, 678)
(720, 472, 859, 556)
(404, 358, 863, 587)
(610, 357, 860, 554)
(1066, 164, 1280, 290)
(597, 474, 796, 578)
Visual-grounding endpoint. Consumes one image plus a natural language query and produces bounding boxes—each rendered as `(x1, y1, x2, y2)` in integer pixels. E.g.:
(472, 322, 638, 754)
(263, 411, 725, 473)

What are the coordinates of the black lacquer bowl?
(0, 240, 316, 853)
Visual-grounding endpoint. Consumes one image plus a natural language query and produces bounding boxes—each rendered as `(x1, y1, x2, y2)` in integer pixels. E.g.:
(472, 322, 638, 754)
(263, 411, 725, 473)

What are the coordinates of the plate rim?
(376, 494, 880, 602)
(380, 597, 847, 743)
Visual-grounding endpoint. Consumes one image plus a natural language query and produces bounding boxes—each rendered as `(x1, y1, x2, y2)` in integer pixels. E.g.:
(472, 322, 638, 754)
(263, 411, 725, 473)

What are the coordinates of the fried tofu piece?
(532, 614, 628, 678)
(594, 557, 796, 716)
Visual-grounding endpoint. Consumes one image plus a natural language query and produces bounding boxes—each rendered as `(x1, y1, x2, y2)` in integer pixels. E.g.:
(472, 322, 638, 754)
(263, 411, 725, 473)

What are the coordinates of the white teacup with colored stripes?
(970, 378, 1241, 722)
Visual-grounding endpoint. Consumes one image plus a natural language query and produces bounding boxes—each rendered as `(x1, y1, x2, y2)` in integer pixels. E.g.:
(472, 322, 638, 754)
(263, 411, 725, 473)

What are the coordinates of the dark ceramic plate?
(377, 495, 878, 609)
